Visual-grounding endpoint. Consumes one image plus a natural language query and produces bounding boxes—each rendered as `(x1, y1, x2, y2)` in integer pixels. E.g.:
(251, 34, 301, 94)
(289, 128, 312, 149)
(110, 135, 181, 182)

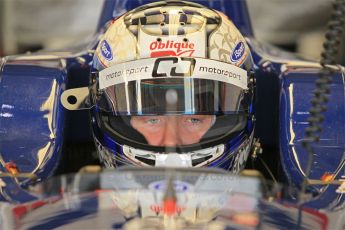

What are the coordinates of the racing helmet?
(90, 1, 255, 172)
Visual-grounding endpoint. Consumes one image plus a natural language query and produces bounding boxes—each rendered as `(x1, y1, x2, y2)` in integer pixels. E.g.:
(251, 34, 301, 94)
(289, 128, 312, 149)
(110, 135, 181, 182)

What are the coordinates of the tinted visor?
(95, 57, 249, 115)
(97, 78, 247, 115)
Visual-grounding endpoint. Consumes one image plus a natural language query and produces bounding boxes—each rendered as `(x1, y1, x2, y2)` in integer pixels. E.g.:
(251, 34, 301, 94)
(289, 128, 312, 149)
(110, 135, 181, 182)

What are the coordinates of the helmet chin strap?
(155, 154, 192, 167)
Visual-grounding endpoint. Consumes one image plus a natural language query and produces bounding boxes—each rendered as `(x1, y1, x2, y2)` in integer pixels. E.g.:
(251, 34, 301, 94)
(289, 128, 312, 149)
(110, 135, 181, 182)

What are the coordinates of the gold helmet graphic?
(94, 1, 251, 68)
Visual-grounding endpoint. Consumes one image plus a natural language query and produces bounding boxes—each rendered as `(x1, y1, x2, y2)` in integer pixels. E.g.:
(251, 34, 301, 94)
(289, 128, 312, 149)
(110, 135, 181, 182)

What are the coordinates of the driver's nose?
(162, 119, 178, 146)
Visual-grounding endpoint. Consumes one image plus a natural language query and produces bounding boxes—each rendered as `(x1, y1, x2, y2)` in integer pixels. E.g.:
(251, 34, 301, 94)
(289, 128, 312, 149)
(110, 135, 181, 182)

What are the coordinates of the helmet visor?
(93, 57, 250, 151)
(94, 57, 249, 115)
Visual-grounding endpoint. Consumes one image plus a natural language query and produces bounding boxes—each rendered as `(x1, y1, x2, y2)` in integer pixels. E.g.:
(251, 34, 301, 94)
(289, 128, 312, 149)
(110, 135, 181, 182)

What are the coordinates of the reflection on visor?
(97, 78, 247, 115)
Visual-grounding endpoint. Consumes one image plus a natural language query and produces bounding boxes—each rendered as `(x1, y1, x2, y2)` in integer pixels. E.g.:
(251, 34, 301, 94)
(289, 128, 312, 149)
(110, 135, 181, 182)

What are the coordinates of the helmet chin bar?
(95, 129, 254, 171)
(122, 144, 225, 167)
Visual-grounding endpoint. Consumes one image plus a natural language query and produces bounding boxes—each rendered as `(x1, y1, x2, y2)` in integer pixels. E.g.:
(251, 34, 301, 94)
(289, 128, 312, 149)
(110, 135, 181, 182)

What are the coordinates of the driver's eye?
(185, 117, 201, 125)
(146, 118, 161, 124)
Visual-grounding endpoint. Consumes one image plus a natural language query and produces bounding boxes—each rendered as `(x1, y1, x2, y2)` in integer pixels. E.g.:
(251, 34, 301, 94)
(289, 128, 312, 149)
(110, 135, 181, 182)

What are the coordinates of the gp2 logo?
(152, 57, 196, 77)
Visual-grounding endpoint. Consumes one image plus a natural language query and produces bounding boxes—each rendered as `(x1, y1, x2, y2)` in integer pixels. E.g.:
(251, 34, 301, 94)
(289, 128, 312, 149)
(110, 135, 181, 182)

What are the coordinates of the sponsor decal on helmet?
(100, 40, 113, 61)
(99, 57, 248, 90)
(149, 40, 195, 57)
(232, 131, 254, 174)
(139, 28, 206, 58)
(230, 41, 246, 63)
